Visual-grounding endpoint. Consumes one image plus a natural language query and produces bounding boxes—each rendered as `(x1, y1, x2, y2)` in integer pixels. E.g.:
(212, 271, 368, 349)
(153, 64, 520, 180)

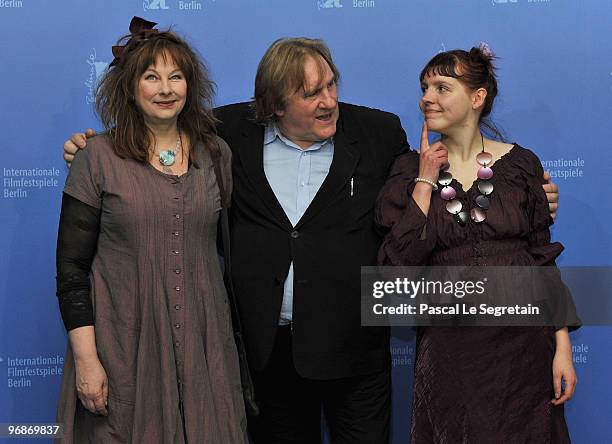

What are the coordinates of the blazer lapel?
(295, 108, 360, 229)
(237, 120, 293, 230)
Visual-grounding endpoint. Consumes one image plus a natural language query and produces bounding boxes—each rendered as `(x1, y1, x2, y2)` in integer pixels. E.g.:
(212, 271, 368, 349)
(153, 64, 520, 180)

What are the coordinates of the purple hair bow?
(110, 16, 159, 67)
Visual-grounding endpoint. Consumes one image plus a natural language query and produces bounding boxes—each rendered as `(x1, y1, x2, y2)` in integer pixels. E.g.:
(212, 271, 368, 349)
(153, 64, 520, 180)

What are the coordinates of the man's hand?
(64, 129, 96, 166)
(542, 171, 559, 220)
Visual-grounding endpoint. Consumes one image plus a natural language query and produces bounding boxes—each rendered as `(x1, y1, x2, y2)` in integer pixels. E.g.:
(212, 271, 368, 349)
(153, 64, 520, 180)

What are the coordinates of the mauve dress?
(375, 145, 574, 443)
(56, 135, 247, 443)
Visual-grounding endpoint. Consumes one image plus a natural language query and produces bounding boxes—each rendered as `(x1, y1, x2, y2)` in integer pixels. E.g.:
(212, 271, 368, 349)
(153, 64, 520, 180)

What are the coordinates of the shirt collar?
(264, 123, 332, 151)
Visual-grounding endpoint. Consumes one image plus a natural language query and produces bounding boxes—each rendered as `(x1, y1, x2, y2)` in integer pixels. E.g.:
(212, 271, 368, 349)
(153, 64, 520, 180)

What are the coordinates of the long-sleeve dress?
(375, 145, 578, 443)
(56, 135, 247, 443)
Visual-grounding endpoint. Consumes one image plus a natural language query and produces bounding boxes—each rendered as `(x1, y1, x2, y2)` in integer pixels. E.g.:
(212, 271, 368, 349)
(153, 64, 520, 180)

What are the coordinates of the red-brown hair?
(95, 30, 218, 161)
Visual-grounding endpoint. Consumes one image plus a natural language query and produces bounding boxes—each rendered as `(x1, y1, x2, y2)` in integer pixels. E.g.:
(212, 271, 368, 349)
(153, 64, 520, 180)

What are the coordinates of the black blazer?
(215, 102, 410, 379)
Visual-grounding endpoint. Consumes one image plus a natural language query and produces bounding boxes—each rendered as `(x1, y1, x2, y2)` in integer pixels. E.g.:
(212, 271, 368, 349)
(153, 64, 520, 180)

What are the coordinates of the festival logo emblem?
(143, 0, 205, 13)
(143, 0, 170, 11)
(318, 0, 375, 10)
(492, 0, 552, 4)
(318, 0, 343, 9)
(492, 0, 518, 5)
(85, 48, 109, 105)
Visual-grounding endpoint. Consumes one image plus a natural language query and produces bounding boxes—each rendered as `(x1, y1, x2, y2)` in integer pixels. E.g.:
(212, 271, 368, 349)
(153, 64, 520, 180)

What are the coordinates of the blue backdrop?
(1, 0, 610, 442)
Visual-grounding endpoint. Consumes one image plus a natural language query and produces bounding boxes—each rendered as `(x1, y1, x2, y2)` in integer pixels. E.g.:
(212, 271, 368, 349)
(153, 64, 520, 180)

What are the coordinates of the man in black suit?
(214, 38, 407, 444)
(63, 37, 559, 444)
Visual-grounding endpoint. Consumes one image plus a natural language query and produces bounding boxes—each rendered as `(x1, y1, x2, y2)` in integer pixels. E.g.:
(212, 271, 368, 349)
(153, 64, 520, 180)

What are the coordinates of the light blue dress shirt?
(263, 124, 334, 325)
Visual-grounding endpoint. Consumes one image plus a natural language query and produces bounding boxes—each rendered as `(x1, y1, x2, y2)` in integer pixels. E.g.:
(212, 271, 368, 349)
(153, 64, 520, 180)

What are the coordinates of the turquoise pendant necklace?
(158, 135, 181, 167)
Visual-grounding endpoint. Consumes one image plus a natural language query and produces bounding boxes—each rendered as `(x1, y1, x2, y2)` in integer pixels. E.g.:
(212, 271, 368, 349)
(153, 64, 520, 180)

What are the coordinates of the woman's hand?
(417, 122, 448, 184)
(68, 326, 108, 415)
(412, 122, 448, 216)
(75, 356, 108, 415)
(551, 328, 577, 405)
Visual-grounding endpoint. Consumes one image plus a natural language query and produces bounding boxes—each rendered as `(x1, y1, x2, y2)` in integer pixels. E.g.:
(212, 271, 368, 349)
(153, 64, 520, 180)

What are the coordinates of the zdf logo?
(143, 0, 169, 11)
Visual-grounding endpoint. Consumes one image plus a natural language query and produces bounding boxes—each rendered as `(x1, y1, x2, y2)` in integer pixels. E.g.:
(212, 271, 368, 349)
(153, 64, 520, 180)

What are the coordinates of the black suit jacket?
(215, 101, 410, 379)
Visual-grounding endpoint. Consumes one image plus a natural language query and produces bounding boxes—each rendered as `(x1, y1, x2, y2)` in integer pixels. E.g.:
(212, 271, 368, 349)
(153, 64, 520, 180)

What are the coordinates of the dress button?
(174, 214, 180, 219)
(174, 269, 181, 274)
(290, 230, 299, 239)
(175, 304, 181, 310)
(174, 323, 181, 329)
(175, 286, 181, 291)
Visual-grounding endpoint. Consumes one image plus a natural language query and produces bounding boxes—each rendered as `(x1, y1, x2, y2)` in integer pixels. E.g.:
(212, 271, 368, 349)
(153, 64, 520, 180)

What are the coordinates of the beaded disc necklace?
(437, 134, 495, 226)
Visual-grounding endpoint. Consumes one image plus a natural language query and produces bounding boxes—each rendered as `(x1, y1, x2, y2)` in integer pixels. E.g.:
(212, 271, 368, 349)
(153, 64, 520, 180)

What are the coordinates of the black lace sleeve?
(56, 193, 101, 331)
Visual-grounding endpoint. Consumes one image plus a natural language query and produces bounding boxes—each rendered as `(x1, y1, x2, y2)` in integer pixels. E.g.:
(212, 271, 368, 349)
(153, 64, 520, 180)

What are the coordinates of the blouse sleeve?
(56, 193, 100, 331)
(56, 137, 105, 331)
(522, 149, 563, 265)
(521, 148, 581, 331)
(375, 151, 437, 266)
(63, 137, 103, 209)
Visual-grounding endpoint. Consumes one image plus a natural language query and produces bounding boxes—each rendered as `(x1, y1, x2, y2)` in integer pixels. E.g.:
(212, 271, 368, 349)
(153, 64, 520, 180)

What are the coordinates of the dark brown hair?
(96, 30, 218, 162)
(420, 46, 502, 139)
(252, 37, 340, 124)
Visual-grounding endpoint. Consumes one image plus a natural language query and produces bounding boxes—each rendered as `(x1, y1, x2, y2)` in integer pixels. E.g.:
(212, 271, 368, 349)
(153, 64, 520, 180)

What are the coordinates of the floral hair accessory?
(478, 42, 495, 58)
(110, 16, 159, 67)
